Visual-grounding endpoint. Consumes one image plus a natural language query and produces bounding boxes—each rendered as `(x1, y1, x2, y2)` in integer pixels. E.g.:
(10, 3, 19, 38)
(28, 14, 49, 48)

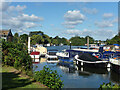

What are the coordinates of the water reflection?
(33, 61, 120, 88)
(57, 62, 76, 74)
(110, 70, 120, 83)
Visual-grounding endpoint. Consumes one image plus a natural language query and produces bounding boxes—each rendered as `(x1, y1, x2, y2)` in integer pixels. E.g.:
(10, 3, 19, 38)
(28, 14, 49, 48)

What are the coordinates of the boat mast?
(87, 36, 89, 49)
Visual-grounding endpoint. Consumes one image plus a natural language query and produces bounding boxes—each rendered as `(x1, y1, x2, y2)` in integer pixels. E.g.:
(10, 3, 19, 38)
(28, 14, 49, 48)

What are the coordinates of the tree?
(85, 36, 94, 44)
(20, 34, 28, 45)
(13, 33, 19, 43)
(52, 39, 58, 45)
(31, 35, 44, 45)
(69, 36, 86, 46)
(106, 35, 120, 45)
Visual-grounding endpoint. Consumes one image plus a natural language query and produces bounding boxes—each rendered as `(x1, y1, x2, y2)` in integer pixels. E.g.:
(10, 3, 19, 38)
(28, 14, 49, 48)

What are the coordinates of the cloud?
(95, 20, 113, 28)
(18, 14, 44, 22)
(7, 5, 26, 13)
(95, 18, 117, 28)
(62, 10, 85, 29)
(103, 13, 113, 18)
(82, 7, 98, 14)
(1, 2, 44, 34)
(63, 29, 115, 40)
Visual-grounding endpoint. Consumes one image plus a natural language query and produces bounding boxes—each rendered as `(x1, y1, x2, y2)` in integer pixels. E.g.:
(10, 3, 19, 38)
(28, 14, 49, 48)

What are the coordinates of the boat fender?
(76, 61, 78, 64)
(111, 54, 114, 58)
(81, 62, 83, 66)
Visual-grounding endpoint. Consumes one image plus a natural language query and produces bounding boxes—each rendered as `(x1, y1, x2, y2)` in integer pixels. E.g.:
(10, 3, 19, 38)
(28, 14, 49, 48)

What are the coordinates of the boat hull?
(110, 63, 120, 74)
(75, 60, 108, 68)
(74, 55, 109, 68)
(57, 56, 70, 59)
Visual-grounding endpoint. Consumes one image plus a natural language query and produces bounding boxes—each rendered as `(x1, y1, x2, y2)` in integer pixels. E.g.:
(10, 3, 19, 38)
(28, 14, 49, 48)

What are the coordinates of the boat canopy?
(113, 44, 120, 46)
(78, 53, 102, 62)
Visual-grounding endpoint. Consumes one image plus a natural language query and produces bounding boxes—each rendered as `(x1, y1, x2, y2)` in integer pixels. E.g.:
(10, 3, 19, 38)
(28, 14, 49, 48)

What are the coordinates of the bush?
(2, 40, 33, 74)
(34, 65, 64, 89)
(99, 82, 120, 89)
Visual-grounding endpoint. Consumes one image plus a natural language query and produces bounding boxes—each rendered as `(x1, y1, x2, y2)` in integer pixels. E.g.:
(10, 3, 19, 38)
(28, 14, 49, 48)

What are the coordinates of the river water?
(33, 46, 120, 88)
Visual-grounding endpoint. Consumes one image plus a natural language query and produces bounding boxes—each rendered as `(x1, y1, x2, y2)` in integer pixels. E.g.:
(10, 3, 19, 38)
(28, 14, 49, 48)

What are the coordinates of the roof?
(0, 29, 13, 36)
(30, 52, 40, 55)
(78, 53, 101, 62)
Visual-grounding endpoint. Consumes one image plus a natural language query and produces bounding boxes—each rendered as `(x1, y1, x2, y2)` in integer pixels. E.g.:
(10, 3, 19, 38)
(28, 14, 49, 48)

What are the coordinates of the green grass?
(2, 65, 47, 89)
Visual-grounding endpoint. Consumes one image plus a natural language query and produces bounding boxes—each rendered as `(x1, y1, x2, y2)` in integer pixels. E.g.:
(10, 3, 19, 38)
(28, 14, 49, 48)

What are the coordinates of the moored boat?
(46, 49, 59, 63)
(30, 51, 40, 63)
(110, 56, 120, 74)
(74, 53, 109, 68)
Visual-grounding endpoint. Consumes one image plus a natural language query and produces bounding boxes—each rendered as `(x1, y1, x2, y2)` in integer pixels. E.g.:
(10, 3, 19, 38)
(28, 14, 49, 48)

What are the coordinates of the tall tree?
(13, 33, 19, 43)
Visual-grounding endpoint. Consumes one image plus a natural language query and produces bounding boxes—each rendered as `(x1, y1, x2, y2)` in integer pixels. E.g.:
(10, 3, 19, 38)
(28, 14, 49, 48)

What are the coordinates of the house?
(0, 29, 13, 42)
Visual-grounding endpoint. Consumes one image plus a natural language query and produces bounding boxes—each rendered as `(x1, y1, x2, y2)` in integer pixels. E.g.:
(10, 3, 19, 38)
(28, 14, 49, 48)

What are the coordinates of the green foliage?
(2, 40, 32, 73)
(52, 39, 58, 45)
(29, 31, 43, 36)
(51, 36, 69, 45)
(69, 36, 94, 46)
(106, 35, 120, 45)
(99, 82, 120, 89)
(13, 33, 19, 43)
(20, 34, 28, 44)
(34, 65, 64, 89)
(31, 35, 44, 45)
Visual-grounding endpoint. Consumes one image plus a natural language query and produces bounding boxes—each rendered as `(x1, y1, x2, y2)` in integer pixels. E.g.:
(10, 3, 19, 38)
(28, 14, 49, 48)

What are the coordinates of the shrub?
(2, 40, 33, 74)
(99, 82, 120, 89)
(34, 65, 64, 89)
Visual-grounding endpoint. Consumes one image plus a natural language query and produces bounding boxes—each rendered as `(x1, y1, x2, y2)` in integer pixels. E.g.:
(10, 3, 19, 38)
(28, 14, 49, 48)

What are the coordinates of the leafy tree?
(2, 40, 32, 72)
(70, 36, 86, 46)
(52, 39, 58, 45)
(85, 36, 94, 44)
(20, 34, 28, 45)
(31, 35, 44, 45)
(106, 35, 120, 45)
(13, 33, 19, 43)
(29, 31, 43, 36)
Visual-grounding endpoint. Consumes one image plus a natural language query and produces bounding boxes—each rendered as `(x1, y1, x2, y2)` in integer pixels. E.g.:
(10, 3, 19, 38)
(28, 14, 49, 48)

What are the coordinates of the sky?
(0, 1, 118, 40)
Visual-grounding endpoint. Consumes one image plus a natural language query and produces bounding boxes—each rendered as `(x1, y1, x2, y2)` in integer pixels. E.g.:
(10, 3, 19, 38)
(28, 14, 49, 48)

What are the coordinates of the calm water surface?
(33, 46, 120, 88)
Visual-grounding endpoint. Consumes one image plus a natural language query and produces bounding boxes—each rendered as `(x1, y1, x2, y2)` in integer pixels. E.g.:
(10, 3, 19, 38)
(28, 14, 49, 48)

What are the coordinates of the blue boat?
(56, 46, 120, 61)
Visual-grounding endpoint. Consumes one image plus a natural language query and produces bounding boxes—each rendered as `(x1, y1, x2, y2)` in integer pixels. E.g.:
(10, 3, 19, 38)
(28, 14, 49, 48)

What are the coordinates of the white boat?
(56, 50, 69, 59)
(46, 50, 59, 63)
(110, 57, 120, 74)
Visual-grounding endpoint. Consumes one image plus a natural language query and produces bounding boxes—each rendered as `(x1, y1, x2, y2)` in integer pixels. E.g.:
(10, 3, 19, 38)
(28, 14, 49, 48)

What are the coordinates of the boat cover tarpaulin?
(78, 53, 102, 62)
(113, 44, 120, 46)
(31, 52, 40, 55)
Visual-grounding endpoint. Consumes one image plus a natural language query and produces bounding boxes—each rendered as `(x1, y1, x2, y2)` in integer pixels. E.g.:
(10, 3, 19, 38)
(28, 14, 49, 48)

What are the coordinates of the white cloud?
(82, 7, 98, 14)
(103, 13, 113, 18)
(1, 2, 44, 34)
(7, 5, 26, 12)
(18, 14, 43, 22)
(95, 20, 113, 28)
(63, 10, 85, 29)
(64, 29, 115, 40)
(95, 18, 117, 28)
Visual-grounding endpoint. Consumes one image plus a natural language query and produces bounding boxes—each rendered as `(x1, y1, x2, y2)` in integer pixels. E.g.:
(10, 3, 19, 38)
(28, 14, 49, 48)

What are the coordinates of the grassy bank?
(2, 65, 47, 89)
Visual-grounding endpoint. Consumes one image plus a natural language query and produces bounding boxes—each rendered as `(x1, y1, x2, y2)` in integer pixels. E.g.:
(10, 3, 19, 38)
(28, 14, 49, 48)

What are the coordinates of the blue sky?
(1, 2, 118, 40)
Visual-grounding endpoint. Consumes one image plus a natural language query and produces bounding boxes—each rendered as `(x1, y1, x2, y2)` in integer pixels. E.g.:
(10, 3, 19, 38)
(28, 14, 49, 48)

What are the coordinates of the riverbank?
(2, 65, 47, 89)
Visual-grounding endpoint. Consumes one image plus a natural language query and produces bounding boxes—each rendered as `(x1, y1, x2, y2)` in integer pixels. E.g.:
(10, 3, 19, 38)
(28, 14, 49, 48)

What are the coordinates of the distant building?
(0, 29, 13, 42)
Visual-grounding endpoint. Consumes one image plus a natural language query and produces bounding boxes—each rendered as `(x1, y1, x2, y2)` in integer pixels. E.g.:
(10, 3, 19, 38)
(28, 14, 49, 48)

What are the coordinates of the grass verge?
(2, 65, 47, 89)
